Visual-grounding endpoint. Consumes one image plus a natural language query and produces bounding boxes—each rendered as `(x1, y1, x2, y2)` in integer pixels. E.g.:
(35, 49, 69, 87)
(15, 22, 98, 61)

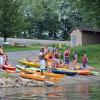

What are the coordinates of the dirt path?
(7, 50, 39, 66)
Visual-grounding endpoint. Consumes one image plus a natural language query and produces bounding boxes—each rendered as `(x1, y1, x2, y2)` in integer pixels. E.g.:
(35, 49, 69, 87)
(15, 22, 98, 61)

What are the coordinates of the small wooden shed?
(69, 27, 100, 47)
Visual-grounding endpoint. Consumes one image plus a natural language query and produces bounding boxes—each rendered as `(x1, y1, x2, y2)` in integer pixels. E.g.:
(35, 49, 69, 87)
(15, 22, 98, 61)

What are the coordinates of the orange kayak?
(33, 71, 64, 78)
(76, 70, 91, 75)
(20, 72, 61, 82)
(5, 70, 16, 74)
(17, 66, 64, 78)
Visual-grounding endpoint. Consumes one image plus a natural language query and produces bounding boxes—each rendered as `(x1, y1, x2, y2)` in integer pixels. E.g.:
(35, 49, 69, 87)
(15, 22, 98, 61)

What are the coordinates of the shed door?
(71, 35, 76, 47)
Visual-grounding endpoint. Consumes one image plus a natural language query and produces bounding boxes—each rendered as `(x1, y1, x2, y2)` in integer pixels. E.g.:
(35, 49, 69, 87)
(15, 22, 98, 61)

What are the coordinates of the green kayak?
(16, 65, 40, 71)
(90, 71, 100, 76)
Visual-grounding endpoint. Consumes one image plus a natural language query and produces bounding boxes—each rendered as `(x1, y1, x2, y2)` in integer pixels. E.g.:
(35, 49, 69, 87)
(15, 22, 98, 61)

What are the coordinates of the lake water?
(0, 82, 100, 100)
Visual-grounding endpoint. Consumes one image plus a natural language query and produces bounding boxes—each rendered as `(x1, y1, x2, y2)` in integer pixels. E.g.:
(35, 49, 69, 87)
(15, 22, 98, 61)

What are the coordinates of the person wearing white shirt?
(39, 55, 46, 75)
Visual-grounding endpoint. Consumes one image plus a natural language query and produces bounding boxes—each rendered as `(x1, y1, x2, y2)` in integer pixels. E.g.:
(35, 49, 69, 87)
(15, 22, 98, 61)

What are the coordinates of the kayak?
(16, 65, 40, 71)
(0, 71, 10, 77)
(33, 71, 64, 78)
(57, 68, 91, 75)
(19, 60, 40, 67)
(90, 71, 100, 76)
(76, 69, 91, 75)
(20, 72, 61, 82)
(5, 70, 16, 74)
(2, 64, 16, 71)
(52, 69, 77, 76)
(16, 66, 64, 78)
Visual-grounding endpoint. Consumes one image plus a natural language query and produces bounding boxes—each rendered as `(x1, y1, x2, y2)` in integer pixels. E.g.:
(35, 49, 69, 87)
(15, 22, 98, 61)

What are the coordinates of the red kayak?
(2, 64, 16, 71)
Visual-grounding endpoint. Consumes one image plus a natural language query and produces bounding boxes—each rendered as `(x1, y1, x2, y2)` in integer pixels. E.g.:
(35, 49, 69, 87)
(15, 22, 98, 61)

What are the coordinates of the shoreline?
(0, 68, 100, 88)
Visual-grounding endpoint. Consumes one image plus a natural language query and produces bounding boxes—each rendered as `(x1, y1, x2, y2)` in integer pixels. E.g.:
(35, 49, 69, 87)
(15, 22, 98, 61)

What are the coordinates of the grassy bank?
(3, 45, 42, 52)
(59, 44, 100, 67)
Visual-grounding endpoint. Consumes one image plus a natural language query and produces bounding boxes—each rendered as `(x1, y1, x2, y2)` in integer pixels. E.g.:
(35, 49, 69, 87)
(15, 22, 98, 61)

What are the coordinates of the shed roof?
(69, 27, 100, 34)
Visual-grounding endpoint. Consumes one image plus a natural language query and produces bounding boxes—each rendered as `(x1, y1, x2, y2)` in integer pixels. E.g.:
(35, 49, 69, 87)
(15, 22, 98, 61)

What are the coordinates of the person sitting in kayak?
(64, 47, 70, 69)
(39, 55, 46, 75)
(82, 52, 88, 69)
(72, 51, 78, 69)
(52, 61, 64, 68)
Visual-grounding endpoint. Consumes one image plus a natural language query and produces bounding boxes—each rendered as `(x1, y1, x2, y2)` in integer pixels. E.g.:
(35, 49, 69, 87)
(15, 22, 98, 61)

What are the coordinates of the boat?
(57, 68, 91, 76)
(76, 69, 91, 75)
(16, 65, 40, 71)
(33, 71, 64, 78)
(20, 72, 61, 82)
(0, 70, 11, 77)
(16, 65, 64, 78)
(90, 71, 100, 76)
(5, 70, 16, 74)
(52, 69, 77, 76)
(2, 64, 16, 71)
(19, 59, 40, 67)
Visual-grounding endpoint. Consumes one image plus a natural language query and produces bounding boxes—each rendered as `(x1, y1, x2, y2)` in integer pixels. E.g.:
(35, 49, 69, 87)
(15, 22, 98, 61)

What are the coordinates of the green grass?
(59, 44, 100, 68)
(3, 45, 42, 52)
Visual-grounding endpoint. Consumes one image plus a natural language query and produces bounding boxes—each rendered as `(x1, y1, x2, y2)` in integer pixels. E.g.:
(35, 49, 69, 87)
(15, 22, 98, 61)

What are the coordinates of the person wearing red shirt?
(82, 53, 88, 68)
(64, 47, 70, 68)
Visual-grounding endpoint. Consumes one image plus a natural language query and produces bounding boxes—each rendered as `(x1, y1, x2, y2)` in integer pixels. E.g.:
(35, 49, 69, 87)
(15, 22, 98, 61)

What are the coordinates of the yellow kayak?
(19, 60, 40, 67)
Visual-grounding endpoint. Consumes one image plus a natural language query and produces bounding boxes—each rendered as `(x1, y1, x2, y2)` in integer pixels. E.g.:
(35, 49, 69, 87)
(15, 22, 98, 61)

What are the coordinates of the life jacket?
(45, 53, 53, 60)
(82, 57, 87, 63)
(49, 54, 53, 59)
(64, 51, 69, 57)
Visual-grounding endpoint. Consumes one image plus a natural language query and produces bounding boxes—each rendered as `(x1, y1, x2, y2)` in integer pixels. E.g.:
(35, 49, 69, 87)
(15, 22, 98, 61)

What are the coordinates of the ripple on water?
(0, 82, 100, 100)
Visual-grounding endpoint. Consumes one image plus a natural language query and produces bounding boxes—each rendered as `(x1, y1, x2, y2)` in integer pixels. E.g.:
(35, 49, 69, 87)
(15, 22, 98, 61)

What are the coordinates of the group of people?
(39, 46, 88, 74)
(39, 46, 61, 74)
(0, 45, 88, 74)
(64, 48, 88, 69)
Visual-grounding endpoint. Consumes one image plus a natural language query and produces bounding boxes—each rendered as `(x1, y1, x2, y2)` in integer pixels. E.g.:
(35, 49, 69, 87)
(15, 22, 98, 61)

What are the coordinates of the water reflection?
(0, 82, 100, 100)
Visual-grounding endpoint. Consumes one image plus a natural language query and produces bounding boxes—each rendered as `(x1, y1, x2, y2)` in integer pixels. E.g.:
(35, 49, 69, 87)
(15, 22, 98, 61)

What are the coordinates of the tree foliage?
(70, 0, 100, 27)
(0, 0, 99, 41)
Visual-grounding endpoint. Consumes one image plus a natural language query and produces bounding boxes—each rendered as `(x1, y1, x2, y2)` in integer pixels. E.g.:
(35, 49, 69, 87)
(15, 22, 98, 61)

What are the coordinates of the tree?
(58, 0, 82, 40)
(70, 0, 100, 28)
(30, 0, 60, 39)
(0, 0, 30, 42)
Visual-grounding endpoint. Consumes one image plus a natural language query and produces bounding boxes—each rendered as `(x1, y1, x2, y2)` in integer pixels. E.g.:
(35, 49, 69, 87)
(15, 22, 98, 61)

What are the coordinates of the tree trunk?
(4, 37, 7, 42)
